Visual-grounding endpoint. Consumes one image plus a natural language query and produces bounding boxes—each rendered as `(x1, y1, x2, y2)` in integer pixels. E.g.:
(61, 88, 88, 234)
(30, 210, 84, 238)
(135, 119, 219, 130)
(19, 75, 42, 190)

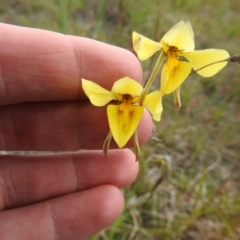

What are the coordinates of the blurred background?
(1, 0, 240, 239)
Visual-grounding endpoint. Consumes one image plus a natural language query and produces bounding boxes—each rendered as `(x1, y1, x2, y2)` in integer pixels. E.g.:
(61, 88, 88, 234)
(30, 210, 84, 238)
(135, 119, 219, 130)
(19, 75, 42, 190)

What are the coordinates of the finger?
(0, 185, 123, 240)
(0, 101, 152, 150)
(0, 23, 142, 105)
(0, 149, 138, 210)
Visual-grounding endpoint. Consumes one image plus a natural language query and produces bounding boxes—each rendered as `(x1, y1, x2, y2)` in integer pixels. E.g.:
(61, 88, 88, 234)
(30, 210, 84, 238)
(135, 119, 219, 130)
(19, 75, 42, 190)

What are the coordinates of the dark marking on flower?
(122, 94, 133, 100)
(169, 46, 178, 52)
(133, 35, 141, 47)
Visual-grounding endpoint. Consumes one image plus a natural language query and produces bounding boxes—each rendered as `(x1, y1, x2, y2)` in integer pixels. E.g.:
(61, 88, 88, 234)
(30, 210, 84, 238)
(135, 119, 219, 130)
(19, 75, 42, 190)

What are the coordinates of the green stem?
(139, 51, 166, 105)
(133, 130, 140, 161)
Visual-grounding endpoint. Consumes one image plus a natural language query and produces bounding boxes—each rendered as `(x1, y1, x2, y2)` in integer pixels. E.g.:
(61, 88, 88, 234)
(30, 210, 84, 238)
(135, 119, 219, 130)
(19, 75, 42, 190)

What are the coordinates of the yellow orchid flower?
(82, 77, 162, 159)
(132, 20, 229, 97)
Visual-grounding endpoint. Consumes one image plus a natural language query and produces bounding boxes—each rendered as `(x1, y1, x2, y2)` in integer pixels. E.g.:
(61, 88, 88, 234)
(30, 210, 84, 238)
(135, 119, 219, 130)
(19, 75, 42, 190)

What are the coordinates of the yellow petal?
(112, 77, 143, 102)
(144, 91, 163, 121)
(82, 79, 114, 106)
(184, 49, 229, 77)
(107, 104, 144, 148)
(161, 61, 191, 95)
(132, 31, 161, 60)
(161, 21, 194, 52)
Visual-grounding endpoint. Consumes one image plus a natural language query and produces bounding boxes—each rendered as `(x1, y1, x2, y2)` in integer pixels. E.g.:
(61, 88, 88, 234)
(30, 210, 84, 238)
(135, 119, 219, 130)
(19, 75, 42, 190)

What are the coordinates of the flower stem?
(228, 54, 240, 64)
(139, 51, 165, 105)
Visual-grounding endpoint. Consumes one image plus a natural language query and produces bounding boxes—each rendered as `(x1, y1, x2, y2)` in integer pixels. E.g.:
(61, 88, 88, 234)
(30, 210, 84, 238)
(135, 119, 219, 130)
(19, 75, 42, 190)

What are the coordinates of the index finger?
(0, 23, 142, 105)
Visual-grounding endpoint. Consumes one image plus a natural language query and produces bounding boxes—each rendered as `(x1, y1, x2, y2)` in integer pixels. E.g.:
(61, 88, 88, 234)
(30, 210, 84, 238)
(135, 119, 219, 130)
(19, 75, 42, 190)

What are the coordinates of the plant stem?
(139, 51, 165, 105)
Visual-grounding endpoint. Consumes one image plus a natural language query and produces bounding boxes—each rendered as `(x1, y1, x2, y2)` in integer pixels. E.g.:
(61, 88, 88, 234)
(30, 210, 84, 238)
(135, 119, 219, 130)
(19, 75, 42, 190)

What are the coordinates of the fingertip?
(107, 149, 139, 185)
(91, 185, 124, 227)
(69, 36, 143, 91)
(71, 185, 124, 239)
(137, 108, 153, 145)
(0, 185, 125, 240)
(118, 48, 143, 83)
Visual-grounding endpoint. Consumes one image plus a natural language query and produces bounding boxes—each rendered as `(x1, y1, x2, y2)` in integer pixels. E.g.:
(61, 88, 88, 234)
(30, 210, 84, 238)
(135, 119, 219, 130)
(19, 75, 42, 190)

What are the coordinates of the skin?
(0, 23, 152, 239)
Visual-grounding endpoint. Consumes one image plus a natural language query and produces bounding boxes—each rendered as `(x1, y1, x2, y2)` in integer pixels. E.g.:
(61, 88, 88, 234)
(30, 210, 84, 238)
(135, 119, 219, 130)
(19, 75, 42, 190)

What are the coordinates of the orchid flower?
(132, 20, 229, 107)
(82, 77, 162, 160)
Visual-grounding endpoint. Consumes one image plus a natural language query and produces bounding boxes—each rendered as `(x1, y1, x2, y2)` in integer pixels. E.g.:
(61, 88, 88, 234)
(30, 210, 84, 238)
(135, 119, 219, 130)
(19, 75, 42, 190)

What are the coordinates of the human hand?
(0, 23, 152, 239)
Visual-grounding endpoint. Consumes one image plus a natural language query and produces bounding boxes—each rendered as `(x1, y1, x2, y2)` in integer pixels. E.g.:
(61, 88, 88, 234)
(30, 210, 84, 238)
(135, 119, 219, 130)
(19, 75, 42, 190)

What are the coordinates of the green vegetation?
(1, 0, 240, 239)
